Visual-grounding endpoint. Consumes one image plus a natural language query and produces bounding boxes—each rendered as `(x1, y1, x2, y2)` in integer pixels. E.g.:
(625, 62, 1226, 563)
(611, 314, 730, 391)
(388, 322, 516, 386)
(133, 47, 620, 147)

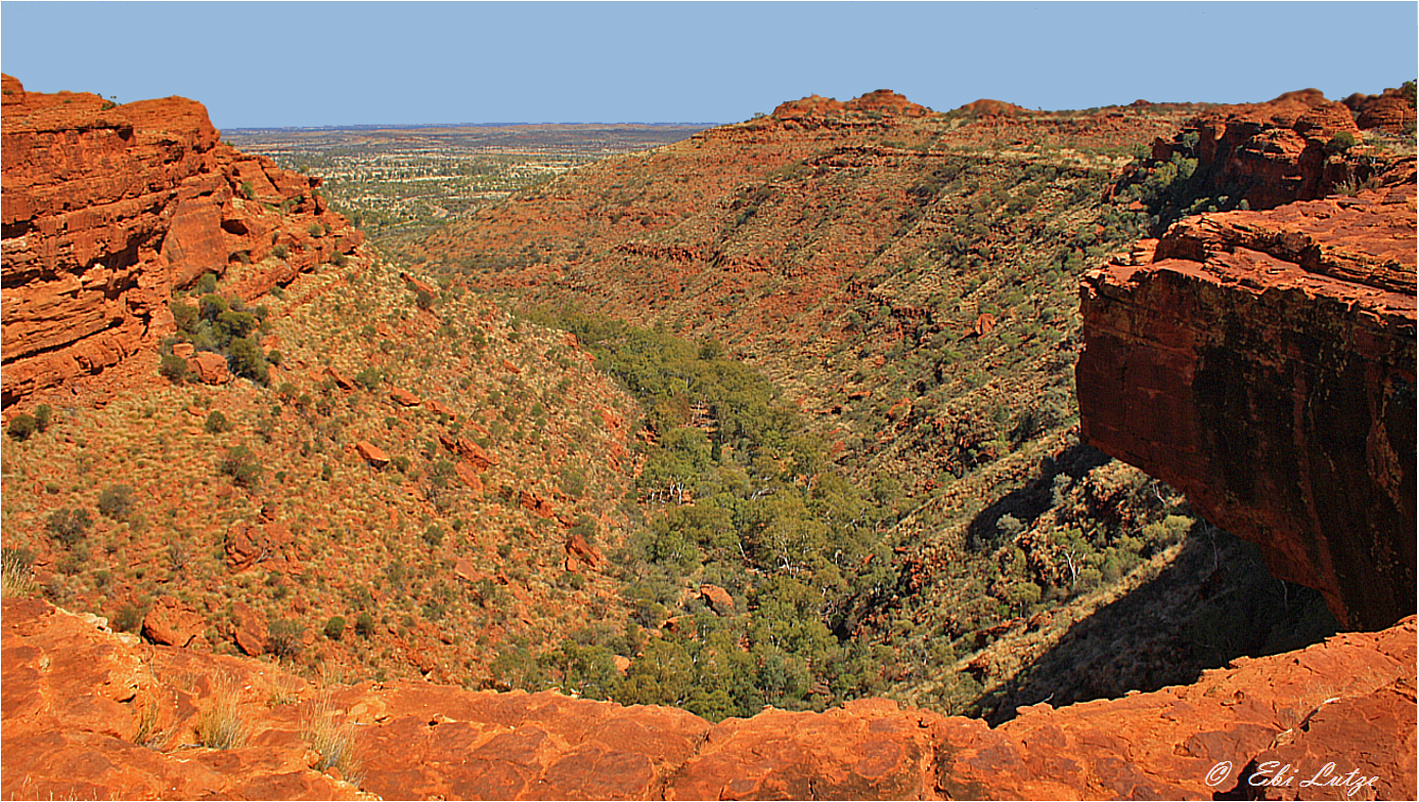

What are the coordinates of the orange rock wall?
(1078, 160, 1417, 631)
(1, 74, 362, 407)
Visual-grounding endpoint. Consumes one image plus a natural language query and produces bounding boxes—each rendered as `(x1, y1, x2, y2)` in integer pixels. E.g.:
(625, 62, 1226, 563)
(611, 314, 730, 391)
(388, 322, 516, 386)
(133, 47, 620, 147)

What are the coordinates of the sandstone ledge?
(3, 597, 1414, 800)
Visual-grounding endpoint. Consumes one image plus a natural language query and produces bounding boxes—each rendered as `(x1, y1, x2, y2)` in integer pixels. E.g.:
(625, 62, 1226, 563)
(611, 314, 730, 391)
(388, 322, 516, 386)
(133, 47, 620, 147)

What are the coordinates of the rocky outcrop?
(1344, 85, 1418, 134)
(955, 98, 1029, 118)
(4, 597, 1414, 800)
(0, 74, 362, 408)
(1078, 158, 1416, 631)
(1144, 88, 1412, 212)
(772, 89, 931, 120)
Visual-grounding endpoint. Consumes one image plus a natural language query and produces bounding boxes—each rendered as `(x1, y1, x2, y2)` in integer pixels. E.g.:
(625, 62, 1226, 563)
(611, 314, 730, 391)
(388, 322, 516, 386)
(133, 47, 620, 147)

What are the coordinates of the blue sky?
(3, 2, 1415, 128)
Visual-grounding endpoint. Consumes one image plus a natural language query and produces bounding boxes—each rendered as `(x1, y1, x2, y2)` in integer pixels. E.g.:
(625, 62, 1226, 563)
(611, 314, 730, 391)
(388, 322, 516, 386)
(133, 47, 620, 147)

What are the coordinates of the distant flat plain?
(226, 123, 713, 260)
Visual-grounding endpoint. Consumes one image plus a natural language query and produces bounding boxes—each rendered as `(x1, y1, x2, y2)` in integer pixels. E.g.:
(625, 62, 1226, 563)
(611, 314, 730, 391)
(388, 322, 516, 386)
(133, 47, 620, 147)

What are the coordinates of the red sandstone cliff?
(1079, 157, 1416, 632)
(3, 597, 1413, 800)
(1, 75, 362, 407)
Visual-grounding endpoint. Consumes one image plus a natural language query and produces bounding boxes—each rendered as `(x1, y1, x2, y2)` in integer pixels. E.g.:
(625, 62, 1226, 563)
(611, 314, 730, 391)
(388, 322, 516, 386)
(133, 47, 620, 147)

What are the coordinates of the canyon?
(2, 75, 1415, 799)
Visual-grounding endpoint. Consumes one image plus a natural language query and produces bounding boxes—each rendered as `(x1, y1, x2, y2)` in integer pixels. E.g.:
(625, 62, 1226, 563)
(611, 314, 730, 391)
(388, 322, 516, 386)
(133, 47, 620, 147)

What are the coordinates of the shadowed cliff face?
(1078, 157, 1416, 631)
(0, 74, 363, 408)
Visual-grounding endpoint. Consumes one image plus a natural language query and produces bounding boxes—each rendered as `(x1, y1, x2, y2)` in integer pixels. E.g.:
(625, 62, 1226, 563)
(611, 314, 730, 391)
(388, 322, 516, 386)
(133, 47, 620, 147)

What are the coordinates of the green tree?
(227, 337, 270, 384)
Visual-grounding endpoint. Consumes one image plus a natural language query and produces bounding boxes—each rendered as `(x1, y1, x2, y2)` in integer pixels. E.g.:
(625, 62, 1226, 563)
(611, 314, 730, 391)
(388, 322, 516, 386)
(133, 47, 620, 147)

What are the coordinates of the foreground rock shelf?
(3, 598, 1414, 800)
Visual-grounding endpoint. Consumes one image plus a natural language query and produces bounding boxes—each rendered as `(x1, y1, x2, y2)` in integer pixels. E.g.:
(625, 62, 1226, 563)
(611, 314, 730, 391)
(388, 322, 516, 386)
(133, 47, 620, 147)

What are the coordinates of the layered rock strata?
(1, 75, 362, 407)
(3, 597, 1414, 800)
(1079, 158, 1416, 631)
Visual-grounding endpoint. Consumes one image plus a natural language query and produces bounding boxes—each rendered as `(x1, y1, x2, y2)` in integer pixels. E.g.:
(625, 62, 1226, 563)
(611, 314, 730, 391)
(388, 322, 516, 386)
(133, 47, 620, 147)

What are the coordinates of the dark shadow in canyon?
(970, 525, 1339, 726)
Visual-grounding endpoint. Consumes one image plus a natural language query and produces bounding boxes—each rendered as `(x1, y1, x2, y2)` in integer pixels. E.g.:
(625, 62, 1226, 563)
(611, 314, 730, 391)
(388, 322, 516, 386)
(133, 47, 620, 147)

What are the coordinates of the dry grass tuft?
(195, 675, 247, 749)
(1, 550, 36, 598)
(265, 675, 301, 706)
(302, 691, 362, 785)
(130, 688, 169, 749)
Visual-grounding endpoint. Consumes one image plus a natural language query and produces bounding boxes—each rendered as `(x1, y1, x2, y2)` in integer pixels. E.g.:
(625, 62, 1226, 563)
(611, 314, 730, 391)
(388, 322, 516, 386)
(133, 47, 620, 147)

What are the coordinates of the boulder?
(389, 387, 420, 407)
(141, 596, 204, 647)
(325, 366, 356, 391)
(453, 557, 488, 585)
(699, 584, 735, 614)
(230, 602, 267, 656)
(564, 533, 602, 571)
(354, 440, 389, 468)
(186, 352, 231, 385)
(453, 460, 483, 493)
(439, 433, 496, 469)
(971, 312, 997, 337)
(520, 490, 555, 519)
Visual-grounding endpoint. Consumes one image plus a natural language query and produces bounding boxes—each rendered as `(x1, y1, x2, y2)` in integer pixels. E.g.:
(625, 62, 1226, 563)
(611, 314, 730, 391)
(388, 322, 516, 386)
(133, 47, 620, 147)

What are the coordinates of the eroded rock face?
(0, 74, 362, 408)
(3, 597, 1414, 800)
(1078, 159, 1416, 631)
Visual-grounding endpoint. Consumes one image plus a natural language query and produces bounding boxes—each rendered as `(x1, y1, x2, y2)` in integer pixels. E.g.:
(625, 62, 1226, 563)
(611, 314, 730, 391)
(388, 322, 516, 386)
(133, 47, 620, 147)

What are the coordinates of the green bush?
(34, 404, 52, 433)
(204, 410, 233, 434)
(160, 352, 190, 383)
(354, 367, 381, 391)
(216, 308, 258, 341)
(227, 337, 270, 385)
(422, 525, 444, 548)
(218, 445, 263, 487)
(6, 414, 37, 441)
(271, 244, 289, 260)
(112, 602, 146, 633)
(324, 616, 346, 641)
(97, 484, 135, 521)
(56, 547, 90, 575)
(46, 508, 93, 548)
(354, 612, 375, 638)
(267, 619, 305, 659)
(1326, 130, 1359, 153)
